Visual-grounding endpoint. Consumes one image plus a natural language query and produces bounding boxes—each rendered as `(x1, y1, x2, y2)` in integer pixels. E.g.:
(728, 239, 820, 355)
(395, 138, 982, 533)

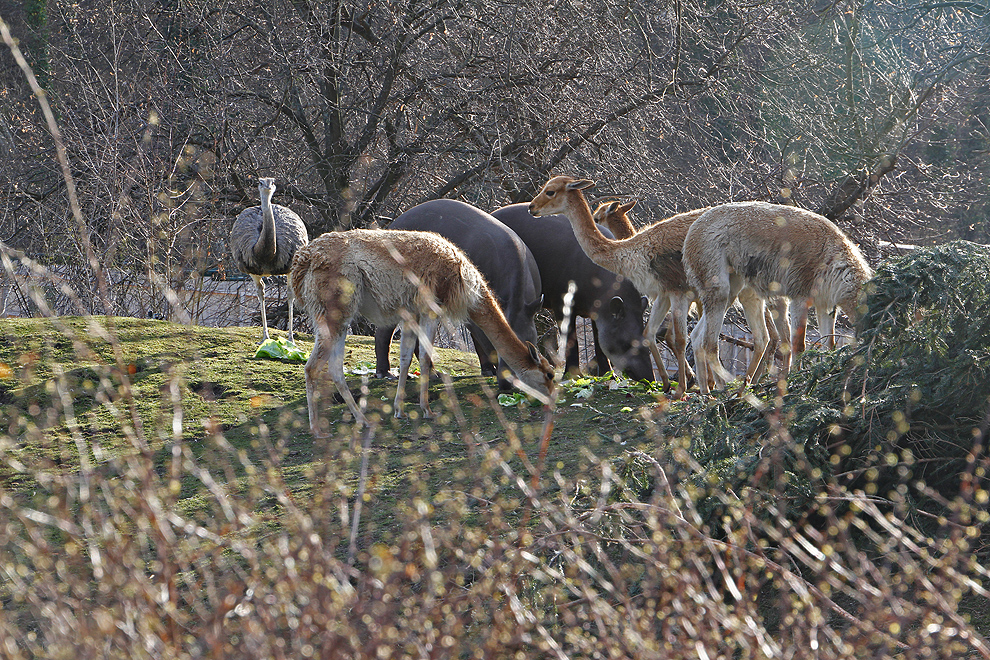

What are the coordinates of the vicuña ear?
(566, 179, 596, 191)
(526, 341, 541, 364)
(620, 199, 637, 213)
(605, 201, 620, 215)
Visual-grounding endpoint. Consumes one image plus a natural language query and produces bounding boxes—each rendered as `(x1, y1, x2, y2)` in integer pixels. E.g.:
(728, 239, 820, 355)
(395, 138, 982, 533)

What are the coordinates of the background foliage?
(1, 0, 989, 317)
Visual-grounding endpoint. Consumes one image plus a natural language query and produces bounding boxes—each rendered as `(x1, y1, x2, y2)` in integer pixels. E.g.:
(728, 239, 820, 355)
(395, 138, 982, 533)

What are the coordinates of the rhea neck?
(255, 183, 278, 260)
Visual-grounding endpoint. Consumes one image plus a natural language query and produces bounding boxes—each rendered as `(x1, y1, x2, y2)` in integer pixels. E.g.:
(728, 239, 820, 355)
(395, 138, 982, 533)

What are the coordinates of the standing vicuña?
(683, 201, 873, 394)
(595, 199, 814, 380)
(593, 200, 639, 240)
(290, 229, 555, 433)
(528, 176, 707, 398)
(229, 177, 309, 342)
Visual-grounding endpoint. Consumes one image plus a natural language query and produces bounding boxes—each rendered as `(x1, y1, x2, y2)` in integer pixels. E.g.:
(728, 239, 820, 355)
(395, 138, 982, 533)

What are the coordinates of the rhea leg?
(287, 285, 296, 343)
(251, 274, 269, 341)
(284, 272, 296, 343)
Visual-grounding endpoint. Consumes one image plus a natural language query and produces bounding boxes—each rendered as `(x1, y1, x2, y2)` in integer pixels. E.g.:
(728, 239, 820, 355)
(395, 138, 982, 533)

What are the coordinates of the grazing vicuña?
(290, 229, 555, 433)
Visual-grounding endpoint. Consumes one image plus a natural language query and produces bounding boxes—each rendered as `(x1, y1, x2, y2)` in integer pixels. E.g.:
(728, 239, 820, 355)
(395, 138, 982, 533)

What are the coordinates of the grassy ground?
(0, 315, 673, 534)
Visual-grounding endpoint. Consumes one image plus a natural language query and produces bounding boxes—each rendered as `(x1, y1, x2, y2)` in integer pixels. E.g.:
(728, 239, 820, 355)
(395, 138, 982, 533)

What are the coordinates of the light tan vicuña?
(594, 195, 819, 385)
(529, 176, 709, 398)
(290, 229, 555, 433)
(593, 198, 704, 382)
(683, 201, 873, 394)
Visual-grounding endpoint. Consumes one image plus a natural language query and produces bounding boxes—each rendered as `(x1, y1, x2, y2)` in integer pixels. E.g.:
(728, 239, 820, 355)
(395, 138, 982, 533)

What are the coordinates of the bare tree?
(1, 0, 989, 321)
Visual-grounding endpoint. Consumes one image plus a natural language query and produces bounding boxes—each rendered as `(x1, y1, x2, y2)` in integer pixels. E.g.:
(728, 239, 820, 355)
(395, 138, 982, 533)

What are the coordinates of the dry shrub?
(0, 306, 988, 659)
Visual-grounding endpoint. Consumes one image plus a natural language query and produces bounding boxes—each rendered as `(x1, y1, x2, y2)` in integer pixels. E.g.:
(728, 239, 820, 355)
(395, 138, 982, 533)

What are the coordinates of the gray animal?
(229, 177, 309, 342)
(374, 199, 543, 391)
(491, 203, 655, 382)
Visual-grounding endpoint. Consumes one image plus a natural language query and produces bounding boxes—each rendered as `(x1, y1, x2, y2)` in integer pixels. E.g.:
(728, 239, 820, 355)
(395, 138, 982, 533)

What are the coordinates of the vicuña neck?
(558, 194, 622, 271)
(605, 213, 636, 240)
(468, 289, 533, 371)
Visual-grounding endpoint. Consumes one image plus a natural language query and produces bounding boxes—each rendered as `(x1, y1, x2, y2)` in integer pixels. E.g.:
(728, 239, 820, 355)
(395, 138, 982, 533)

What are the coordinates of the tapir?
(374, 199, 544, 390)
(491, 203, 655, 381)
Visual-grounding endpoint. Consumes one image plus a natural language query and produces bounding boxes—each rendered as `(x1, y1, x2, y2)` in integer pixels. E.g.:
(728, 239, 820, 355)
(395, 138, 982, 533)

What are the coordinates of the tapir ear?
(525, 294, 544, 317)
(620, 199, 638, 213)
(566, 179, 596, 191)
(609, 296, 626, 319)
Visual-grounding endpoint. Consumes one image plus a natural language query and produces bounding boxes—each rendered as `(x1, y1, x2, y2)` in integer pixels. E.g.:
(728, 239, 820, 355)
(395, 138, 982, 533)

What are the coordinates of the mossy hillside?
(0, 316, 670, 530)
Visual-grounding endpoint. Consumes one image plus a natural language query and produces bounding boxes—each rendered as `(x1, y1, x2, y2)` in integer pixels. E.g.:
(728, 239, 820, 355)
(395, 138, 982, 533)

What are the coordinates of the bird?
(229, 177, 309, 342)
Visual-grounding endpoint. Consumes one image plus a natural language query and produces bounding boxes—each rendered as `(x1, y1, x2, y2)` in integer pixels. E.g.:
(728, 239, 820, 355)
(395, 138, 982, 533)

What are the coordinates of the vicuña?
(683, 201, 873, 394)
(290, 229, 555, 434)
(529, 175, 706, 398)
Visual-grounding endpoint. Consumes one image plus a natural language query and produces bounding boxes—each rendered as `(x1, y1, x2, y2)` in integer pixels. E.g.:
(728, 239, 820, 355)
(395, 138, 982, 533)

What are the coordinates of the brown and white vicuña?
(290, 229, 556, 434)
(683, 201, 873, 395)
(528, 176, 706, 398)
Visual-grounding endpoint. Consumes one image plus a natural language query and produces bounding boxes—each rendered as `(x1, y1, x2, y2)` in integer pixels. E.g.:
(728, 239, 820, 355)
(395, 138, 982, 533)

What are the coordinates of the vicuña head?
(529, 176, 596, 218)
(593, 200, 639, 240)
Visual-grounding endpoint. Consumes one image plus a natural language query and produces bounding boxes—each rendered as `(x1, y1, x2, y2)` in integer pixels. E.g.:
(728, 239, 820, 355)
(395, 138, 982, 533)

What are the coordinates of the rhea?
(290, 229, 556, 434)
(229, 177, 309, 342)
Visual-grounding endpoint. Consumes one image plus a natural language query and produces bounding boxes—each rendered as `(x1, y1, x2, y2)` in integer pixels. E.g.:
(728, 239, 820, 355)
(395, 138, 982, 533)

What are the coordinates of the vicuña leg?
(645, 295, 673, 392)
(737, 288, 775, 387)
(817, 304, 838, 350)
(693, 283, 734, 395)
(394, 316, 440, 418)
(306, 323, 368, 435)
